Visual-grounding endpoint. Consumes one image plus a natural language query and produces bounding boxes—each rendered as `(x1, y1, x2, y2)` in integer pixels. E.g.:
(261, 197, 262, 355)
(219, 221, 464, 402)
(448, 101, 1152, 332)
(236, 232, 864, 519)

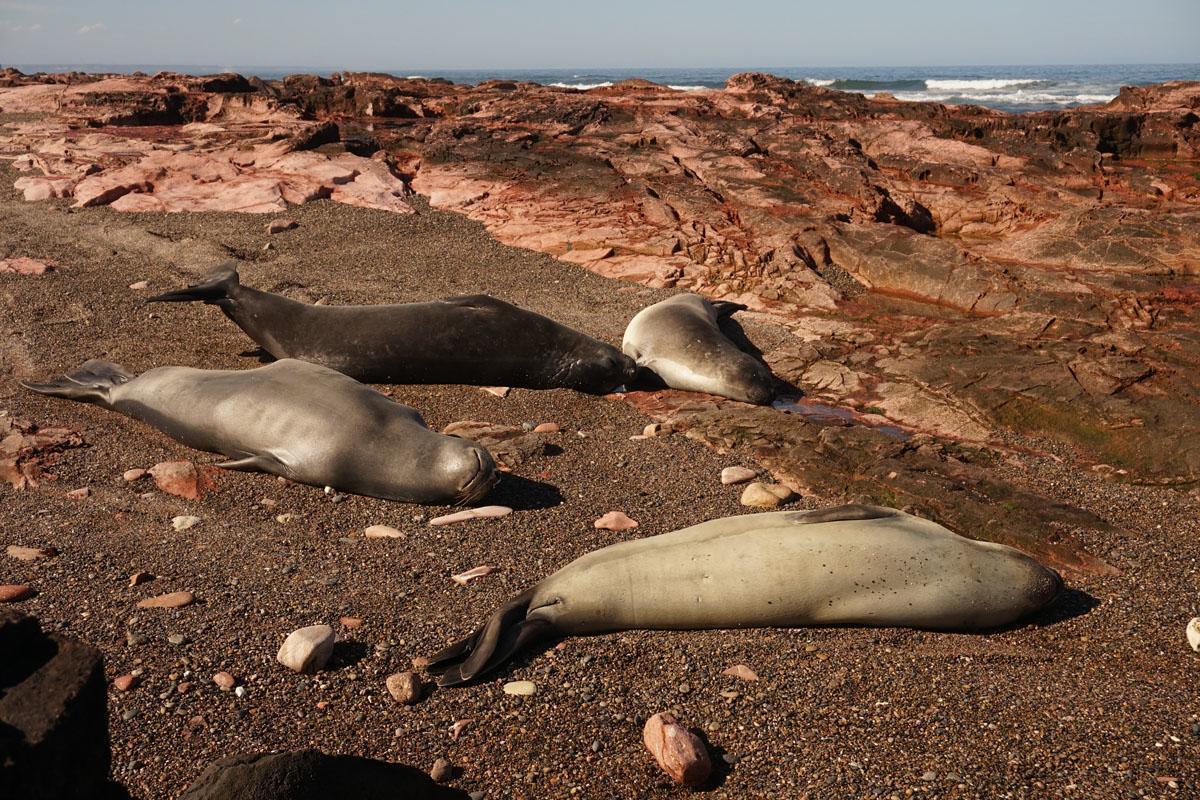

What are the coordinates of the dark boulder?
(0, 611, 113, 799)
(180, 750, 471, 800)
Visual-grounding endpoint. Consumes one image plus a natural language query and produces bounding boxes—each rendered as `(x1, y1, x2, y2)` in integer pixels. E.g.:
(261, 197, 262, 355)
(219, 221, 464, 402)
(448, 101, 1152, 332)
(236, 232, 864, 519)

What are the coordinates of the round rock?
(739, 482, 794, 508)
(276, 624, 335, 674)
(386, 671, 423, 705)
(720, 466, 757, 485)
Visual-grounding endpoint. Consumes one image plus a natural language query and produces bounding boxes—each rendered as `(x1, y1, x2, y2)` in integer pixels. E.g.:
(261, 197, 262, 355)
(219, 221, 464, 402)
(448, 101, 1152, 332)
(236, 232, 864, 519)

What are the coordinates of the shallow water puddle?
(772, 396, 911, 441)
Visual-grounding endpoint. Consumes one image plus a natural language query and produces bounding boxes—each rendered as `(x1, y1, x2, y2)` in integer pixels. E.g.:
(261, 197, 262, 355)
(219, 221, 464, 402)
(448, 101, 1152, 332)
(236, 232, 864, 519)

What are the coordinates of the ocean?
(10, 63, 1200, 113)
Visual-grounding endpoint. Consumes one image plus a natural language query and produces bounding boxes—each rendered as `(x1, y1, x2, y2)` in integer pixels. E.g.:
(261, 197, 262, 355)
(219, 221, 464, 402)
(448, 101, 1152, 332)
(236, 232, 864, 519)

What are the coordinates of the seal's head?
(719, 359, 777, 405)
(400, 438, 499, 506)
(446, 443, 501, 505)
(560, 343, 639, 394)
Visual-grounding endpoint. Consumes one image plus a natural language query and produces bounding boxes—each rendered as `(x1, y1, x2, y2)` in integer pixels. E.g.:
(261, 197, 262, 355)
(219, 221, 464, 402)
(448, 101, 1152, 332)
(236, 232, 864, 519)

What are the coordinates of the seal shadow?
(238, 346, 276, 364)
(1028, 587, 1101, 627)
(486, 473, 564, 511)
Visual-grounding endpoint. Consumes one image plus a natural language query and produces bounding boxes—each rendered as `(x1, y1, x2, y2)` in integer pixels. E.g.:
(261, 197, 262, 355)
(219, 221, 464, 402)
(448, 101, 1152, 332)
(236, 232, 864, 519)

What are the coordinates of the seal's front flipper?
(148, 263, 240, 304)
(20, 360, 134, 406)
(424, 589, 555, 687)
(215, 454, 283, 474)
(787, 504, 902, 525)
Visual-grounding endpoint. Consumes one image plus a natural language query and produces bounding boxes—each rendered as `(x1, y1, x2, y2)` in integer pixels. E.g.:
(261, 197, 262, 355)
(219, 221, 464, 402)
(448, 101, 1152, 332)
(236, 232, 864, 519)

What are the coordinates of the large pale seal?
(149, 264, 637, 393)
(22, 358, 498, 505)
(425, 505, 1063, 685)
(622, 293, 775, 404)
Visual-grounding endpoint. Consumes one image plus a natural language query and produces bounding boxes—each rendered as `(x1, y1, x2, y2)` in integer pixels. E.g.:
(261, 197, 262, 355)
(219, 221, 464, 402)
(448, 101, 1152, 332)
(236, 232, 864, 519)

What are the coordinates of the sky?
(1, 0, 1197, 70)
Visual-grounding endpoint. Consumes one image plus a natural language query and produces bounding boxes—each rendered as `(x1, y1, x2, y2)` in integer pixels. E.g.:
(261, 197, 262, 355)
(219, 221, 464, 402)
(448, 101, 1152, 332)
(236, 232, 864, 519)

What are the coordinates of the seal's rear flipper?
(148, 263, 240, 304)
(711, 300, 748, 319)
(424, 589, 555, 687)
(20, 360, 134, 405)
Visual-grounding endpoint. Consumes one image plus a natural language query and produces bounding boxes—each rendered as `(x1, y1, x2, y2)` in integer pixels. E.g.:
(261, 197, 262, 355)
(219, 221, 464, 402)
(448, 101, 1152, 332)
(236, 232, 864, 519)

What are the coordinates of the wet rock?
(593, 511, 639, 531)
(720, 466, 757, 485)
(276, 624, 335, 674)
(428, 506, 512, 526)
(179, 750, 462, 799)
(385, 671, 423, 705)
(643, 712, 712, 787)
(136, 591, 194, 609)
(739, 482, 795, 508)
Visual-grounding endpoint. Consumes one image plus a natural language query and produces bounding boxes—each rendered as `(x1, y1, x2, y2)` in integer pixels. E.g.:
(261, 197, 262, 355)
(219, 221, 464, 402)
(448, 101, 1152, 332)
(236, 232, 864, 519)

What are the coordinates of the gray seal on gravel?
(21, 358, 497, 505)
(148, 264, 638, 393)
(621, 293, 776, 404)
(425, 504, 1064, 685)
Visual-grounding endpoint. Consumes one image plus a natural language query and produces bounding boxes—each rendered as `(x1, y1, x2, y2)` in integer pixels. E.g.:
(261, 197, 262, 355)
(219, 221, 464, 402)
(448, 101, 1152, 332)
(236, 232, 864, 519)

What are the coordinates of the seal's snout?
(452, 444, 499, 505)
(570, 346, 639, 393)
(1034, 565, 1066, 610)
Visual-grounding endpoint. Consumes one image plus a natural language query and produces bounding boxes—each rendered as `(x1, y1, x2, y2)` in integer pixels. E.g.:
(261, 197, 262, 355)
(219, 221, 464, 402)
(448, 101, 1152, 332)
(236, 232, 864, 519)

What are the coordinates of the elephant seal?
(622, 293, 775, 404)
(149, 264, 637, 393)
(22, 358, 498, 505)
(425, 505, 1063, 685)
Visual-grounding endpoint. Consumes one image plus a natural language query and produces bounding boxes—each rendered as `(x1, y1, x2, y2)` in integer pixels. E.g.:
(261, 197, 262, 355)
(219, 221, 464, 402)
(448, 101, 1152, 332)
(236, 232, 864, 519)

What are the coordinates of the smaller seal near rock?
(622, 293, 776, 404)
(21, 358, 497, 505)
(425, 504, 1064, 685)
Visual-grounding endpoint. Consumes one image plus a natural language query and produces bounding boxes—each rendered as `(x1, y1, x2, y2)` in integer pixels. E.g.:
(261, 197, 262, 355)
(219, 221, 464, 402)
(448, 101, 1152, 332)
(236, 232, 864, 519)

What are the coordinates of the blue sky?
(1, 0, 1197, 69)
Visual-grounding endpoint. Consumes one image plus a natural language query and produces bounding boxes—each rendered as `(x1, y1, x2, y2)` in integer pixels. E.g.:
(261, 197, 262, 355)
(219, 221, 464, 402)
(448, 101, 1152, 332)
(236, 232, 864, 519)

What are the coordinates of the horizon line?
(8, 61, 1200, 73)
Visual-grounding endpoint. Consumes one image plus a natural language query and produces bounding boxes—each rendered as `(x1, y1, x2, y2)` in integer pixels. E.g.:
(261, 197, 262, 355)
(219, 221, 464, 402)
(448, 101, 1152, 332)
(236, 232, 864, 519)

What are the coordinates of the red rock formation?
(2, 69, 1198, 496)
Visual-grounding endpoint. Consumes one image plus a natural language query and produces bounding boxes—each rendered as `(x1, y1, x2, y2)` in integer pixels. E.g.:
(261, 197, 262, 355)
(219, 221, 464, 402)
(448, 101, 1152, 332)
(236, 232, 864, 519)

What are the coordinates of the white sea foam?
(924, 78, 1040, 91)
(805, 78, 835, 86)
(549, 81, 613, 90)
(405, 75, 428, 80)
(892, 91, 1115, 106)
(667, 84, 709, 91)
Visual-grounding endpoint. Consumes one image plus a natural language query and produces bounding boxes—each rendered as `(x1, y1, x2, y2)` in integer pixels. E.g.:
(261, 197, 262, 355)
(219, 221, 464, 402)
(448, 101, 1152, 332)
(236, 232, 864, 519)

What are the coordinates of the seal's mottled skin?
(150, 265, 638, 393)
(22, 358, 497, 505)
(426, 505, 1063, 685)
(622, 293, 775, 404)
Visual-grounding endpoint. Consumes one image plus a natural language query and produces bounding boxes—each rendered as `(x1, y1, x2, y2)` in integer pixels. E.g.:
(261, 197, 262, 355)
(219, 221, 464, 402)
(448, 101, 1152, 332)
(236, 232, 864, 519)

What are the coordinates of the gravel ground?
(1, 167, 1197, 799)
